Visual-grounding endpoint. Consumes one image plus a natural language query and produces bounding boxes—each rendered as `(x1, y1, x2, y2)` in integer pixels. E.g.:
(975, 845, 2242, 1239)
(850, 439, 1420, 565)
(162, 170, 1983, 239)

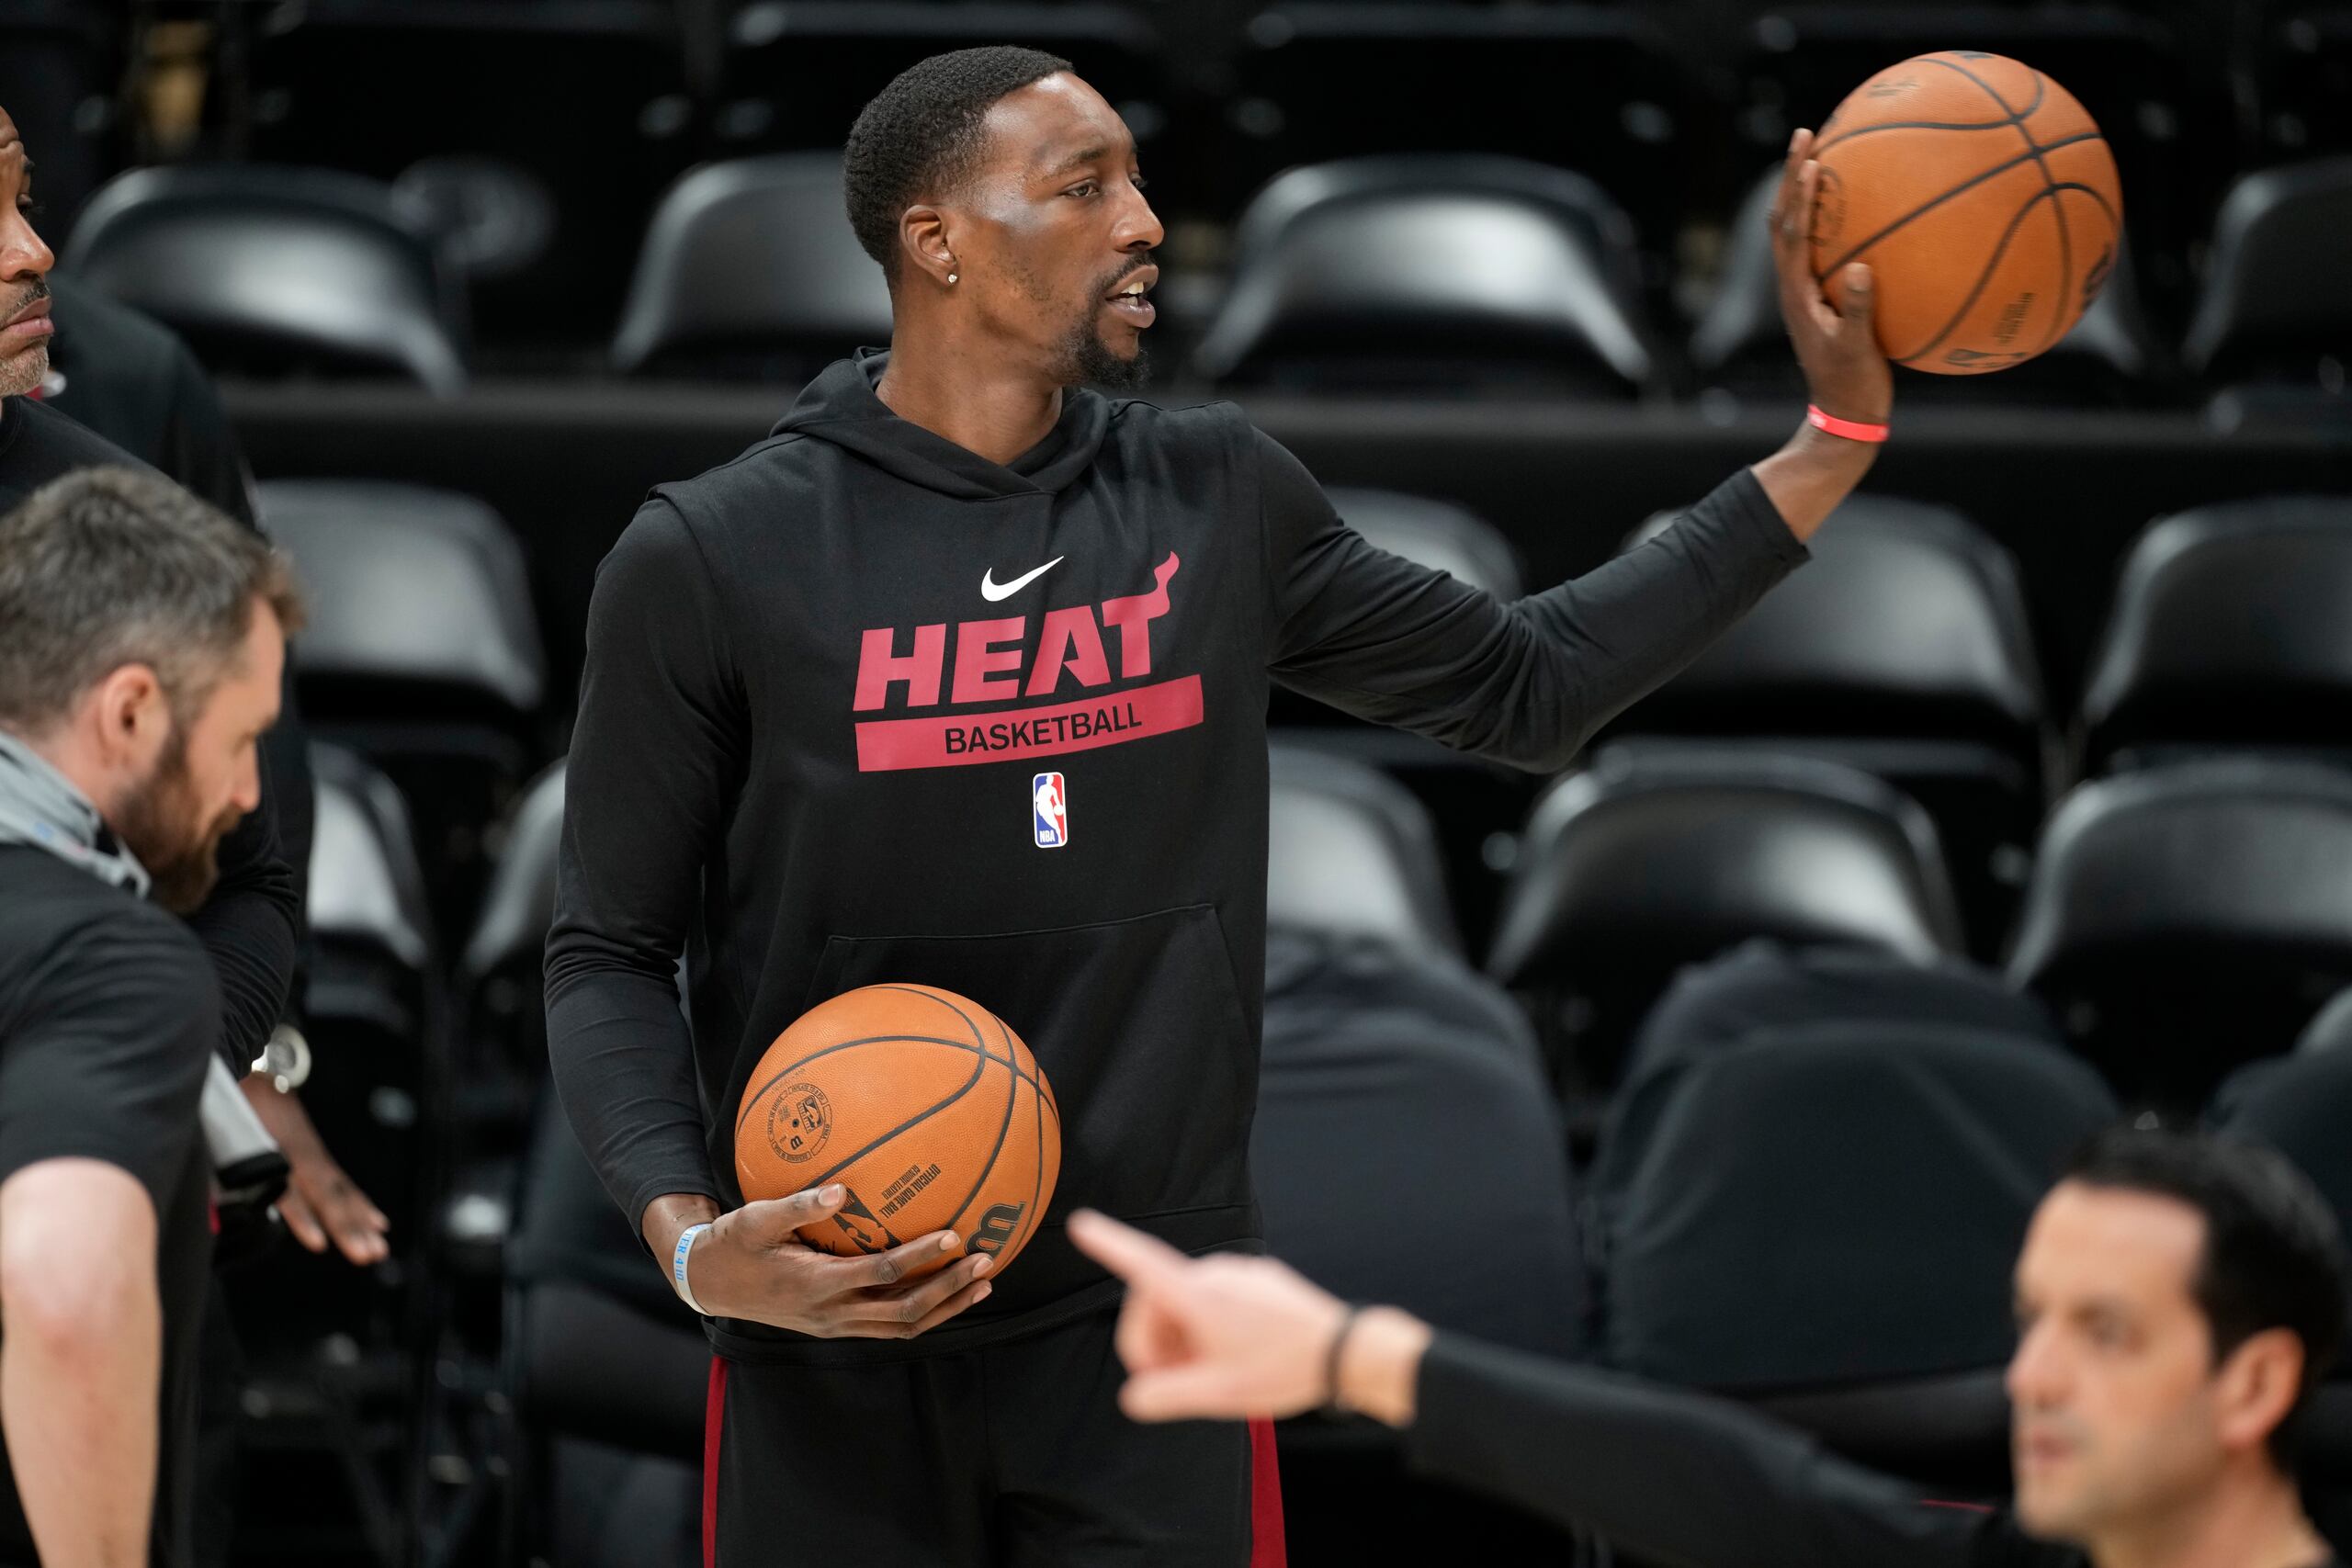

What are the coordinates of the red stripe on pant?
(701, 1359, 1286, 1567)
(1249, 1416, 1286, 1566)
(703, 1359, 728, 1568)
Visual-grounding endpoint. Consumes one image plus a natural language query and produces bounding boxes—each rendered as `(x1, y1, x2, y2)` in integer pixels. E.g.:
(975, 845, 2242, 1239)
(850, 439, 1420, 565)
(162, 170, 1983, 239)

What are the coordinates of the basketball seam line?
(1894, 185, 2067, 365)
(1813, 130, 2103, 283)
(735, 1024, 1041, 1144)
(1814, 116, 2042, 156)
(1901, 181, 2120, 366)
(1913, 55, 2075, 359)
(934, 1001, 1022, 1244)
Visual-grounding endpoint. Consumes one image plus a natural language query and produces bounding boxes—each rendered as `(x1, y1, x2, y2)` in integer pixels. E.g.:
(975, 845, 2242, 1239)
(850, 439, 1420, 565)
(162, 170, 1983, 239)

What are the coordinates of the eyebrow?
(1041, 143, 1121, 178)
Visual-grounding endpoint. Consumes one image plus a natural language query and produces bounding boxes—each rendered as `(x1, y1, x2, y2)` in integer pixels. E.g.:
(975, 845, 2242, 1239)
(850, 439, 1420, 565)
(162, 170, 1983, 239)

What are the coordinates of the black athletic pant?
(703, 1308, 1284, 1567)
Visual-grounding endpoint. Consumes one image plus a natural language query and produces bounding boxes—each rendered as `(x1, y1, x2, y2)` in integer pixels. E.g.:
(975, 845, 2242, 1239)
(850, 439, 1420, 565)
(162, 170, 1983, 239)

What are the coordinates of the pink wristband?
(1806, 404, 1890, 444)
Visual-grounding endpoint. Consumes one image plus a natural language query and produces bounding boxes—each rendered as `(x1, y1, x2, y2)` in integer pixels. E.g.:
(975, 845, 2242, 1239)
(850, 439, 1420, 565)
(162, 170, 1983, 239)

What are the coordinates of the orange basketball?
(1807, 52, 2123, 374)
(734, 984, 1060, 1280)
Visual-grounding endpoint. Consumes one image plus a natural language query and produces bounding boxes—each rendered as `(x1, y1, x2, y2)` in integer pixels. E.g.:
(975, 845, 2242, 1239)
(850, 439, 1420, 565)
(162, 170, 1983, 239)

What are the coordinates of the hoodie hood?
(772, 347, 1113, 501)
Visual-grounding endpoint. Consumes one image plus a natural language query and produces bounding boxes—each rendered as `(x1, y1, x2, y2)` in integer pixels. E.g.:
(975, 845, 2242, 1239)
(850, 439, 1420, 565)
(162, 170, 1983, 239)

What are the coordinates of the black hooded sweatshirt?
(545, 349, 1807, 1366)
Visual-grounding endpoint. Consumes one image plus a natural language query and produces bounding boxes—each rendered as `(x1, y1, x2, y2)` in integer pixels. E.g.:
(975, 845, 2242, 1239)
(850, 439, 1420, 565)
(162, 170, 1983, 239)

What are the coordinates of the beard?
(111, 728, 242, 915)
(1070, 323, 1149, 390)
(0, 280, 50, 398)
(1057, 257, 1153, 391)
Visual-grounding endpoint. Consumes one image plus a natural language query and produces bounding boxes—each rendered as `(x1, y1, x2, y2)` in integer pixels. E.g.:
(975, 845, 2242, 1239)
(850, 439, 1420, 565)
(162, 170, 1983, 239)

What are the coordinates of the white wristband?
(671, 1222, 713, 1315)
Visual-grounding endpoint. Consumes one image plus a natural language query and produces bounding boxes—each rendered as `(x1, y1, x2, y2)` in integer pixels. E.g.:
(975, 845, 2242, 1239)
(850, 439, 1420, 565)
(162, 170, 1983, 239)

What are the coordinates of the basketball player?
(546, 47, 1891, 1564)
(0, 468, 300, 1568)
(1071, 1129, 2346, 1568)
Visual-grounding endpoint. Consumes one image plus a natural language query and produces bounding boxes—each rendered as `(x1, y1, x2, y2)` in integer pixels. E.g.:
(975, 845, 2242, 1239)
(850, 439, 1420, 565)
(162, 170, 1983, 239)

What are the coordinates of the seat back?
(1257, 927, 1583, 1359)
(1195, 155, 1659, 396)
(1624, 493, 2044, 747)
(1605, 1021, 2116, 1484)
(262, 479, 545, 719)
(1487, 748, 1964, 1077)
(611, 153, 892, 378)
(64, 164, 468, 392)
(2008, 760, 2352, 1104)
(1267, 744, 1459, 956)
(2081, 496, 2352, 769)
(226, 744, 439, 1349)
(2182, 155, 2352, 392)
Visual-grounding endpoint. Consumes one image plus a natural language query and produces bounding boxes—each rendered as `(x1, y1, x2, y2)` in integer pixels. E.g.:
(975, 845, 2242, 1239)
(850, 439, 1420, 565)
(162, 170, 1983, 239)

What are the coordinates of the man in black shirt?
(0, 104, 300, 1088)
(547, 46, 1891, 1564)
(1070, 1129, 2348, 1568)
(0, 467, 302, 1568)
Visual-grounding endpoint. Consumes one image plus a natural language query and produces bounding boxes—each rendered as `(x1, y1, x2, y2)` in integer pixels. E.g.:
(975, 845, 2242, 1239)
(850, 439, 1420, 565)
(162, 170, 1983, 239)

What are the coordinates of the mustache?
(4, 276, 48, 321)
(1093, 253, 1156, 297)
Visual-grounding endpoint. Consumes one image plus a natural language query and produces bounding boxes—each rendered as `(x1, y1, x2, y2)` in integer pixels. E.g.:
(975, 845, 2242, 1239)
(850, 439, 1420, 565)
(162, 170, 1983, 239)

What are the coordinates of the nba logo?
(1033, 772, 1069, 849)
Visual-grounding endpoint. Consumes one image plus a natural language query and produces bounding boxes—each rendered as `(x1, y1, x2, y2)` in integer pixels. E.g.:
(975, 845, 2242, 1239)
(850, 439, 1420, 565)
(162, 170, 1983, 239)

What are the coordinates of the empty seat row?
(55, 148, 2352, 411)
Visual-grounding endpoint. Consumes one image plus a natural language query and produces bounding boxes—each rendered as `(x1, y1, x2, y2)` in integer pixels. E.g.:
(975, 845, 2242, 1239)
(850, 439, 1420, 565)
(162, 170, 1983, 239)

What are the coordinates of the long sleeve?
(1405, 1335, 2063, 1568)
(184, 733, 300, 1069)
(1261, 433, 1808, 772)
(544, 498, 741, 1232)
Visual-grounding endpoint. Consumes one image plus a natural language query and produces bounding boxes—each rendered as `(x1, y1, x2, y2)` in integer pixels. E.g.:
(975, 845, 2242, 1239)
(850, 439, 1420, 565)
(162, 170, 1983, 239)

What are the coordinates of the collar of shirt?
(0, 728, 152, 897)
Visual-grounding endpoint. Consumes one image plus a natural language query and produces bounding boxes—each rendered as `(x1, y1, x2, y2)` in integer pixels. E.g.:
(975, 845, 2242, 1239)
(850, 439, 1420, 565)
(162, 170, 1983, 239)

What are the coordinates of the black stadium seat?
(1266, 744, 1460, 957)
(1690, 165, 2171, 406)
(1600, 1021, 2117, 1490)
(2299, 986, 2352, 1055)
(259, 479, 548, 930)
(1253, 925, 1584, 1563)
(611, 153, 892, 379)
(504, 1092, 707, 1564)
(716, 3, 1167, 162)
(1611, 492, 2050, 954)
(1596, 939, 2068, 1236)
(1268, 490, 1532, 946)
(2181, 155, 2352, 412)
(1193, 155, 1663, 397)
(458, 761, 568, 1128)
(242, 0, 696, 349)
(1485, 747, 1965, 1086)
(2080, 495, 2352, 772)
(1221, 4, 1692, 250)
(220, 745, 444, 1564)
(2007, 760, 2352, 1105)
(0, 0, 122, 230)
(63, 164, 469, 393)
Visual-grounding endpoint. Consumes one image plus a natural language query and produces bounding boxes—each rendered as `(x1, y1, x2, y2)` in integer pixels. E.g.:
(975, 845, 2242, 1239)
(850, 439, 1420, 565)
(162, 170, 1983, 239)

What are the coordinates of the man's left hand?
(240, 1076, 391, 1265)
(1770, 128, 1894, 425)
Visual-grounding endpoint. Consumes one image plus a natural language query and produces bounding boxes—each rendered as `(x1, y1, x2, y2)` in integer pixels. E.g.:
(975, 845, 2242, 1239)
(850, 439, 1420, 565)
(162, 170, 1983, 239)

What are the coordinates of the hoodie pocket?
(797, 903, 1256, 1224)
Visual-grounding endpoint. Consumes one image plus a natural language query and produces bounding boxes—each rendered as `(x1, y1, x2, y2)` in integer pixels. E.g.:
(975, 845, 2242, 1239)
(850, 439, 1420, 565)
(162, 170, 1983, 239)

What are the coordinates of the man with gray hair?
(0, 466, 301, 1568)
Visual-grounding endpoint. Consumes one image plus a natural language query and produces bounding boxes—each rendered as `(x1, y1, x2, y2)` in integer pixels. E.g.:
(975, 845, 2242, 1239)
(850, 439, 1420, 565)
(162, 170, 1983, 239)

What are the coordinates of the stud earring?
(947, 271, 958, 285)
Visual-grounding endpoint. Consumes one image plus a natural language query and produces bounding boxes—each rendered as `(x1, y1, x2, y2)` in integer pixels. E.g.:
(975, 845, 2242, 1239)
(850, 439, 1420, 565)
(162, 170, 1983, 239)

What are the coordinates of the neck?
(2091, 1464, 2328, 1568)
(873, 321, 1064, 468)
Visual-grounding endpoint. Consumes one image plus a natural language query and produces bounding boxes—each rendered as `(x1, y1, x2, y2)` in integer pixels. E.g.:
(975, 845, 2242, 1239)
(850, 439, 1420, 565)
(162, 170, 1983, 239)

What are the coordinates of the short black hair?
(842, 46, 1074, 285)
(2064, 1127, 2348, 1460)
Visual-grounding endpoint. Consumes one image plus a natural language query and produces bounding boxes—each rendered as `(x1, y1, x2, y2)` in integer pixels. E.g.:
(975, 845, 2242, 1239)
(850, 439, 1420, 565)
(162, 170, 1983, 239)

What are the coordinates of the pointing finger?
(1069, 1210, 1193, 1291)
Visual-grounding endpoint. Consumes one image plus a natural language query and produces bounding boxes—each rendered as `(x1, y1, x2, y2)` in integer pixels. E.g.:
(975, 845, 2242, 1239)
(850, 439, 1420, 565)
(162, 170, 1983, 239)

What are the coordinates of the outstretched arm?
(1069, 1212, 2030, 1568)
(1264, 129, 1892, 773)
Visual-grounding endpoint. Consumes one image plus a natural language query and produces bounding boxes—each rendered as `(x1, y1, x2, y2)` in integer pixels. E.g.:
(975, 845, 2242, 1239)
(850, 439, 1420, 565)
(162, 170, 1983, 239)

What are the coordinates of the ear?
(87, 663, 169, 769)
(899, 204, 956, 289)
(2212, 1326, 2307, 1457)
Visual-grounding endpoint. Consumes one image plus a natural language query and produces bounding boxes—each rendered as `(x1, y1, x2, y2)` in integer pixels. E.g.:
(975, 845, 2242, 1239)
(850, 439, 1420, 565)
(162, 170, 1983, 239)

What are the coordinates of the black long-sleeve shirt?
(1408, 1334, 2344, 1567)
(545, 349, 1805, 1365)
(0, 392, 301, 1066)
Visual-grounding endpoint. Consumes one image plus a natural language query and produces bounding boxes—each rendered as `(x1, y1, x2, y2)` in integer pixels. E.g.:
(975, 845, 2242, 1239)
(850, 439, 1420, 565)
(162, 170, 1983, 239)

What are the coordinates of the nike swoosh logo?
(980, 557, 1065, 602)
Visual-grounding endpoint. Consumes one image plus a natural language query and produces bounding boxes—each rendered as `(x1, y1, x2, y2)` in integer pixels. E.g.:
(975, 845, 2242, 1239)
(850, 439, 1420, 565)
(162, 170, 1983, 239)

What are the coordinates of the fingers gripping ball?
(735, 985, 1060, 1280)
(1807, 52, 2123, 374)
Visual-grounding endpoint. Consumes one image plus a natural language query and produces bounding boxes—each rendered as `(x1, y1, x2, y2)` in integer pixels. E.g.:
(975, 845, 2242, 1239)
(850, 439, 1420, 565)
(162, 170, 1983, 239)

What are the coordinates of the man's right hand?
(650, 1185, 995, 1339)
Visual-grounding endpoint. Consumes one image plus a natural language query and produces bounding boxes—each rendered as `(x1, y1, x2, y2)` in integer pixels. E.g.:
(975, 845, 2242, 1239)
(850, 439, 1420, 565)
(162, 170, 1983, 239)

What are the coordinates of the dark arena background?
(5, 1, 2348, 1564)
